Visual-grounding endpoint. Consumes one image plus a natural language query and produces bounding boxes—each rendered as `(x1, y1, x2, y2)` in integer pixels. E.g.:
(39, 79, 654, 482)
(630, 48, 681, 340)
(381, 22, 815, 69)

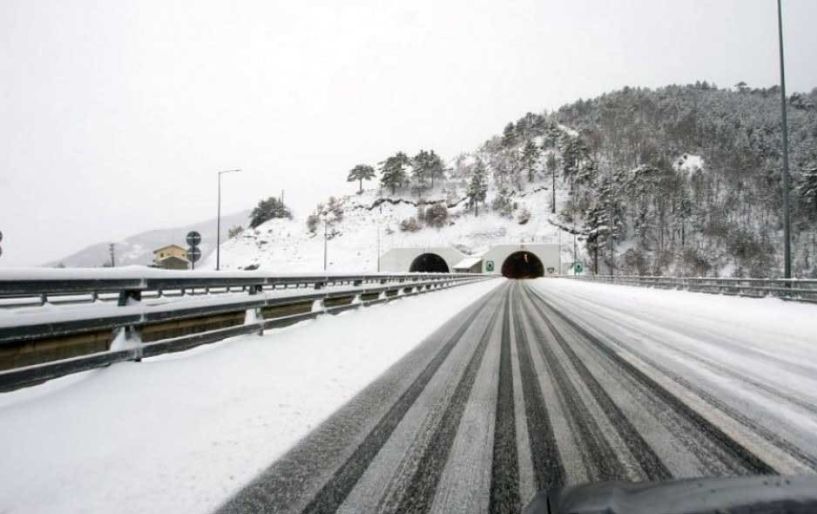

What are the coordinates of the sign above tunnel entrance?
(485, 260, 495, 272)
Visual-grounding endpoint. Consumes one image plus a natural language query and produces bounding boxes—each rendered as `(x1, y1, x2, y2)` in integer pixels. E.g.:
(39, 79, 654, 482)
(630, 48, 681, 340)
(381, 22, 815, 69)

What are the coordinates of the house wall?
(154, 246, 187, 265)
(157, 256, 190, 270)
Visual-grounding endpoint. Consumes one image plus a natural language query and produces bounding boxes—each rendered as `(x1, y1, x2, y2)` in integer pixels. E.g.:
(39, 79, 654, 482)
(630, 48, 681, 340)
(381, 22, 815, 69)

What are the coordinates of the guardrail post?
(110, 325, 143, 361)
(118, 289, 141, 306)
(246, 284, 264, 335)
(113, 287, 144, 360)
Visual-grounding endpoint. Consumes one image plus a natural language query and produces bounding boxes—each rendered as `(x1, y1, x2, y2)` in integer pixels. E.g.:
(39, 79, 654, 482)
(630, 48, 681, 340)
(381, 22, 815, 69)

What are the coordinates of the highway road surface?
(218, 279, 817, 513)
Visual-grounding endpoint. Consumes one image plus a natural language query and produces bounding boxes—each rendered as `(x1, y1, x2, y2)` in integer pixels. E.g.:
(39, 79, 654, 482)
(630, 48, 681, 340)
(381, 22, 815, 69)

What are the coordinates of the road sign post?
(186, 231, 202, 270)
(187, 247, 202, 267)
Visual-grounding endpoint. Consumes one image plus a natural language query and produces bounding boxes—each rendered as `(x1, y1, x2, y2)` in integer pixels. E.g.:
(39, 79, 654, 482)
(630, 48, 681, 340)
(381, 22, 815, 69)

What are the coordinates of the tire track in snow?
(301, 288, 503, 514)
(489, 290, 520, 514)
(517, 290, 627, 482)
(392, 288, 505, 513)
(527, 287, 775, 476)
(531, 286, 817, 473)
(556, 293, 817, 418)
(521, 283, 672, 481)
(218, 284, 503, 514)
(510, 284, 565, 491)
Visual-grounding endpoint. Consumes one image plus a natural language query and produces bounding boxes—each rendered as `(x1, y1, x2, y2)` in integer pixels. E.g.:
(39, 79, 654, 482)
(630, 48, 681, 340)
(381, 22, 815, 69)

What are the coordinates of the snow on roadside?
(0, 278, 502, 514)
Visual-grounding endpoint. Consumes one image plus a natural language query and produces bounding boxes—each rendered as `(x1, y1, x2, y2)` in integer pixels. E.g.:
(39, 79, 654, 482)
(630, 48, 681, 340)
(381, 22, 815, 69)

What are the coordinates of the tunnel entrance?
(409, 253, 450, 273)
(501, 251, 544, 279)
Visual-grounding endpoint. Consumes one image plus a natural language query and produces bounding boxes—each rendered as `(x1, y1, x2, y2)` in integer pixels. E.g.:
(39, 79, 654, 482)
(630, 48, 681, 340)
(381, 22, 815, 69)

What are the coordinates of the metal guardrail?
(566, 275, 817, 303)
(0, 271, 466, 308)
(0, 272, 489, 391)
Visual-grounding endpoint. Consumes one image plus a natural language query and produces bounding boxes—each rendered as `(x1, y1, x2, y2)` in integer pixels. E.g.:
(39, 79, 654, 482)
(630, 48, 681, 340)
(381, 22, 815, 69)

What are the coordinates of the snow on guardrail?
(565, 275, 817, 303)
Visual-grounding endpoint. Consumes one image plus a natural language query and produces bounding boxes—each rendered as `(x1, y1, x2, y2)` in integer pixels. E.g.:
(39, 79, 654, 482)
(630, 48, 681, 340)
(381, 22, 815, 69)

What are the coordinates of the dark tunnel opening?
(409, 253, 450, 273)
(501, 251, 544, 279)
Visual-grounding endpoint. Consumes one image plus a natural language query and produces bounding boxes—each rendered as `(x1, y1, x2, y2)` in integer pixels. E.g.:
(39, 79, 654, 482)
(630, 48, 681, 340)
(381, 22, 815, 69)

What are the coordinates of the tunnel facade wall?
(380, 247, 468, 273)
(480, 244, 560, 276)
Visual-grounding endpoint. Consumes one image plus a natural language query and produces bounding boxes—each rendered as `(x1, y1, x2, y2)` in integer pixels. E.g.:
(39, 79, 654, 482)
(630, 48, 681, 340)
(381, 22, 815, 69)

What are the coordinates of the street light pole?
(216, 169, 241, 271)
(777, 0, 792, 280)
(572, 178, 577, 275)
(376, 226, 381, 272)
(323, 220, 328, 271)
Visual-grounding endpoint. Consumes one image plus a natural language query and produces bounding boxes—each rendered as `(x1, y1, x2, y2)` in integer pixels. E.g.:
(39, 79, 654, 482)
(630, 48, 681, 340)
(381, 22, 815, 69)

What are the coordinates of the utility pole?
(109, 243, 115, 267)
(376, 226, 381, 272)
(216, 169, 241, 271)
(323, 220, 328, 271)
(777, 0, 792, 280)
(572, 178, 577, 275)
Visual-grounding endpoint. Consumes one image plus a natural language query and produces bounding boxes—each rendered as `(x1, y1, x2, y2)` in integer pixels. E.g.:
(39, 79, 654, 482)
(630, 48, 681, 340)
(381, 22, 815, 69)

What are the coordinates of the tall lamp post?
(216, 169, 241, 271)
(323, 220, 329, 271)
(777, 0, 792, 280)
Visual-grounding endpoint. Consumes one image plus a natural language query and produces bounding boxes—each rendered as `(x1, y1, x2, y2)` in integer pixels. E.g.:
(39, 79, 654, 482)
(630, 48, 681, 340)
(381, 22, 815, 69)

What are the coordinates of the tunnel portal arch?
(409, 253, 450, 273)
(501, 251, 544, 279)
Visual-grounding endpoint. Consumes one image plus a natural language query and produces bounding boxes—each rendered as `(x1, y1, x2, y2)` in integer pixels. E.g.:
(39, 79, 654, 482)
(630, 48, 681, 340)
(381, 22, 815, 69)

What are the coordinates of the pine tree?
(379, 152, 410, 195)
(546, 152, 559, 214)
(584, 175, 623, 274)
(543, 122, 560, 150)
(249, 197, 292, 228)
(411, 149, 447, 189)
(501, 122, 517, 148)
(521, 140, 540, 182)
(411, 150, 431, 188)
(347, 164, 375, 194)
(491, 185, 515, 218)
(427, 150, 446, 187)
(560, 136, 584, 182)
(467, 160, 488, 216)
(800, 168, 817, 215)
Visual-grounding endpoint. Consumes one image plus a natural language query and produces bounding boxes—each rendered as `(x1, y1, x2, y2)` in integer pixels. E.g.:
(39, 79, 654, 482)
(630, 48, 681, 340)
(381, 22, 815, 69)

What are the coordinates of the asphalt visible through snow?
(217, 280, 817, 514)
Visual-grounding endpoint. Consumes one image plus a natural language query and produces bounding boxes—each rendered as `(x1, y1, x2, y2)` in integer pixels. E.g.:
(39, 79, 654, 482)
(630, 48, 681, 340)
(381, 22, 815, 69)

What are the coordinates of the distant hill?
(48, 210, 251, 268)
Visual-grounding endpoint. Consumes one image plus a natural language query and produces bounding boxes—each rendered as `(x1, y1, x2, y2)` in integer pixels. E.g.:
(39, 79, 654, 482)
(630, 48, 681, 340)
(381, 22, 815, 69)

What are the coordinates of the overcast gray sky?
(1, 0, 816, 267)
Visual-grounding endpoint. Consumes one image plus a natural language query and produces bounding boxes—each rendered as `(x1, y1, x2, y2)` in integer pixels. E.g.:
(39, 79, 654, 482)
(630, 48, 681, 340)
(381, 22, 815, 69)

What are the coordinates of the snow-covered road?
(530, 278, 817, 473)
(0, 278, 503, 514)
(221, 279, 817, 513)
(3, 277, 817, 514)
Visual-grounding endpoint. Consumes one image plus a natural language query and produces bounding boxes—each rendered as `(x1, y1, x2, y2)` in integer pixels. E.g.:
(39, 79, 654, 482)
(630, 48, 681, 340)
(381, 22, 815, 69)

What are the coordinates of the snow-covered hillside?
(207, 185, 578, 273)
(49, 210, 250, 268)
